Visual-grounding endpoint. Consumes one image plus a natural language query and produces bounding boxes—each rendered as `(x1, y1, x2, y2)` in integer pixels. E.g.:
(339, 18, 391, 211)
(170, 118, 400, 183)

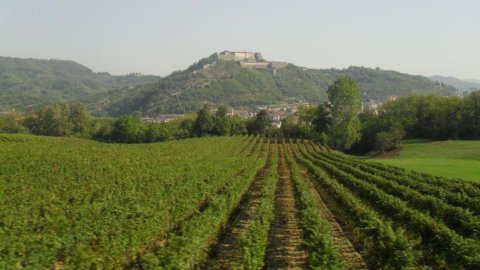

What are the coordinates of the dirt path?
(203, 142, 275, 269)
(294, 152, 368, 270)
(264, 147, 308, 269)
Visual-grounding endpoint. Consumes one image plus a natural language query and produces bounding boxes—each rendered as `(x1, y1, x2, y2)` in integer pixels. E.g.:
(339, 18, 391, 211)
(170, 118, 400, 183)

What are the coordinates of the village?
(140, 102, 309, 128)
(140, 98, 385, 128)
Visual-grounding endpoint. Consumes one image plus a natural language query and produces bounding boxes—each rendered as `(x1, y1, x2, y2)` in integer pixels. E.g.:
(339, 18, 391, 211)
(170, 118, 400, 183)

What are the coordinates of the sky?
(1, 0, 479, 79)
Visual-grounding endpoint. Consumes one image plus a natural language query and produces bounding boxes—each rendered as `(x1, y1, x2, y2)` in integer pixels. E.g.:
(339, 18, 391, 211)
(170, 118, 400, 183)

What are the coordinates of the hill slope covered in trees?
(0, 54, 457, 115)
(91, 53, 457, 116)
(0, 56, 160, 111)
(430, 75, 480, 92)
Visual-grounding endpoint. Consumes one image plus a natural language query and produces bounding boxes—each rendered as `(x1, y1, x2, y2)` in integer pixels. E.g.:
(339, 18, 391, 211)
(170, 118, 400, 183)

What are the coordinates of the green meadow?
(370, 140, 480, 182)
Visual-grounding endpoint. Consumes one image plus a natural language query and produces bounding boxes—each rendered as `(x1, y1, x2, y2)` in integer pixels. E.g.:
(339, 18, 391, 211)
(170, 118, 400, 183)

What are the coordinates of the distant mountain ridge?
(0, 56, 160, 111)
(429, 75, 480, 92)
(0, 54, 458, 115)
(89, 53, 457, 116)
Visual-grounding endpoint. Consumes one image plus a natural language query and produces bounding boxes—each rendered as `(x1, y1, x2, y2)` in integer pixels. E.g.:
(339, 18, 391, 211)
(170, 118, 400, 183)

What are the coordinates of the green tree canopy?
(193, 105, 214, 136)
(253, 110, 271, 135)
(327, 77, 362, 150)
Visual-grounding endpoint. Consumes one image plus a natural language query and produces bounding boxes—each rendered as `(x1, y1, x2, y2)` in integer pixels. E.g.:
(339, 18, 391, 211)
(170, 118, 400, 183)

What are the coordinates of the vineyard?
(1, 133, 480, 269)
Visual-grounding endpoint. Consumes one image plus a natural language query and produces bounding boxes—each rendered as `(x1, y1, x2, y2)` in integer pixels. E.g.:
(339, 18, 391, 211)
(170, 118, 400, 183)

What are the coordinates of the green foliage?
(191, 105, 247, 137)
(24, 103, 91, 137)
(186, 53, 218, 72)
(312, 102, 332, 134)
(430, 75, 480, 92)
(238, 141, 277, 269)
(0, 54, 459, 115)
(354, 91, 480, 153)
(2, 134, 480, 268)
(0, 135, 261, 268)
(252, 110, 271, 135)
(18, 103, 247, 143)
(0, 56, 159, 111)
(313, 151, 480, 240)
(110, 116, 146, 143)
(0, 113, 25, 133)
(91, 56, 457, 115)
(302, 147, 480, 268)
(139, 137, 265, 269)
(284, 143, 342, 269)
(374, 125, 406, 153)
(293, 144, 415, 268)
(461, 91, 480, 137)
(193, 105, 214, 136)
(327, 77, 362, 150)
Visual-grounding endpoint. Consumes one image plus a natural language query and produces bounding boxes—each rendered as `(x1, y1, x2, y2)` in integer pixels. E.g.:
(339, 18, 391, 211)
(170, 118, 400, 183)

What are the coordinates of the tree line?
(0, 77, 367, 146)
(2, 77, 478, 152)
(353, 91, 480, 153)
(0, 103, 276, 143)
(291, 81, 480, 154)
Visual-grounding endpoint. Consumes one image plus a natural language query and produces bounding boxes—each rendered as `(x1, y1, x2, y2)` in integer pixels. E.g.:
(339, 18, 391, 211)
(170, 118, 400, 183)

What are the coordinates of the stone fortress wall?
(218, 51, 257, 61)
(218, 50, 287, 75)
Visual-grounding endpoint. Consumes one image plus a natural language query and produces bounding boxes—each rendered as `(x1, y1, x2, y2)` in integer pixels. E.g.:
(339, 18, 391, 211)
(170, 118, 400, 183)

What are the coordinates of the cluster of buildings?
(140, 114, 183, 123)
(225, 107, 291, 128)
(361, 96, 397, 114)
(256, 103, 308, 128)
(140, 102, 307, 129)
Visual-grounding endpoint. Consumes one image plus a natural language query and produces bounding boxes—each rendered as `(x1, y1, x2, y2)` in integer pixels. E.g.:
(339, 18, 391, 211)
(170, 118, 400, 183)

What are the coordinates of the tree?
(212, 106, 231, 136)
(35, 103, 72, 136)
(253, 110, 271, 135)
(228, 116, 247, 135)
(461, 90, 480, 138)
(69, 103, 91, 136)
(0, 113, 24, 133)
(193, 105, 214, 136)
(313, 102, 332, 134)
(327, 77, 362, 150)
(297, 104, 316, 126)
(374, 125, 406, 153)
(212, 117, 230, 136)
(215, 106, 228, 118)
(111, 116, 146, 143)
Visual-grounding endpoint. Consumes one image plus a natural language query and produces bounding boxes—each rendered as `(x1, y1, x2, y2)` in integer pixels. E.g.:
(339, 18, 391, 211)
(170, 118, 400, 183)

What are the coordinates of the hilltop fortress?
(218, 50, 288, 75)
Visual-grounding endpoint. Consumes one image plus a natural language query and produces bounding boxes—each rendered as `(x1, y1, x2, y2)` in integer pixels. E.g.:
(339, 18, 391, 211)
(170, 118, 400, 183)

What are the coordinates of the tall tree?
(215, 106, 228, 118)
(111, 116, 146, 143)
(193, 105, 214, 136)
(327, 77, 362, 150)
(253, 110, 271, 135)
(313, 102, 332, 134)
(69, 103, 91, 135)
(461, 90, 480, 138)
(212, 106, 230, 135)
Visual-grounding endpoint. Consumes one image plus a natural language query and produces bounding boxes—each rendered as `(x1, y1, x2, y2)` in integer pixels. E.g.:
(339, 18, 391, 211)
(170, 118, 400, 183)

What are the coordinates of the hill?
(91, 53, 457, 116)
(430, 75, 480, 92)
(370, 140, 480, 182)
(0, 54, 457, 115)
(0, 56, 160, 111)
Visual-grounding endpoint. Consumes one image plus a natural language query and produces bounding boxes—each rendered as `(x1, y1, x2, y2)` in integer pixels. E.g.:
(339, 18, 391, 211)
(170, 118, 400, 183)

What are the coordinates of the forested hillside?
(0, 56, 159, 111)
(92, 53, 457, 116)
(430, 75, 480, 92)
(0, 54, 457, 115)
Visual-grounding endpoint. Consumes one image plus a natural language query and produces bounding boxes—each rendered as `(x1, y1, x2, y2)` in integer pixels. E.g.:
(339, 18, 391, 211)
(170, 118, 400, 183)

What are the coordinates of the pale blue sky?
(1, 0, 479, 79)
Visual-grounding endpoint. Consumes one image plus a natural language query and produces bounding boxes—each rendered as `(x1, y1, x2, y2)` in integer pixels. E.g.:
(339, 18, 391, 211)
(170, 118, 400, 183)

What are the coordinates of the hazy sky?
(1, 0, 479, 79)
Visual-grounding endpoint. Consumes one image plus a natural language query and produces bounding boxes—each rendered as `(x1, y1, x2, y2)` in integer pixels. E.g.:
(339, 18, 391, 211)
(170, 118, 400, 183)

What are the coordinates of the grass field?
(370, 140, 480, 182)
